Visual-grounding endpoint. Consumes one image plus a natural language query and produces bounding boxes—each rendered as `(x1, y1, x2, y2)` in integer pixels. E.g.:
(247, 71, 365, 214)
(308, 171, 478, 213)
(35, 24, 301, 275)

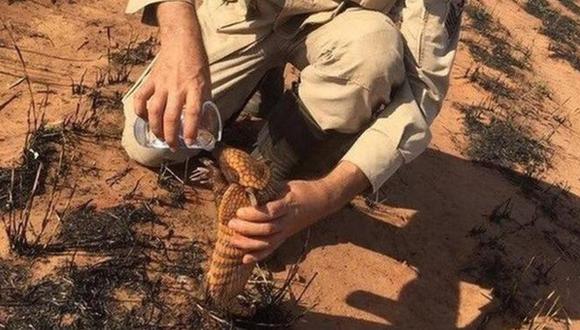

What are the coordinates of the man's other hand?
(133, 1, 211, 150)
(229, 180, 330, 264)
(229, 161, 370, 264)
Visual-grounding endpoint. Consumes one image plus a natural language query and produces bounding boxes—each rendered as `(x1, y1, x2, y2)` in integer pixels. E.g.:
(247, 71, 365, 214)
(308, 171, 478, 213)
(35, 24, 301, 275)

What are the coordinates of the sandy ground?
(0, 0, 579, 329)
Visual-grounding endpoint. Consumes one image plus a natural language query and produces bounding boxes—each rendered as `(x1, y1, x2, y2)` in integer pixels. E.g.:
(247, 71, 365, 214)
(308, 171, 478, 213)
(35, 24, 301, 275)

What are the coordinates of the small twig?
(124, 176, 143, 200)
(0, 92, 21, 113)
(18, 163, 44, 245)
(0, 44, 97, 62)
(1, 20, 37, 128)
(296, 272, 317, 304)
(7, 76, 25, 89)
(8, 168, 15, 207)
(76, 39, 89, 51)
(105, 167, 133, 186)
(194, 302, 232, 327)
(162, 165, 184, 185)
(183, 157, 190, 185)
(33, 164, 61, 246)
(60, 183, 78, 219)
(106, 26, 113, 65)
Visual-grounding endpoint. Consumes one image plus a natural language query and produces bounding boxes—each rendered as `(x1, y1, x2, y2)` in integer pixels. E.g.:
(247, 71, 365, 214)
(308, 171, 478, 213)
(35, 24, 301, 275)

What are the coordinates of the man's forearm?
(320, 160, 370, 211)
(132, 0, 211, 148)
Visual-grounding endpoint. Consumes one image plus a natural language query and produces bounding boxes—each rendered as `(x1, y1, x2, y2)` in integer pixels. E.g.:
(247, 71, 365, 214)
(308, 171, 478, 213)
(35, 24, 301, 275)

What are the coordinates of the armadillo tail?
(206, 223, 254, 307)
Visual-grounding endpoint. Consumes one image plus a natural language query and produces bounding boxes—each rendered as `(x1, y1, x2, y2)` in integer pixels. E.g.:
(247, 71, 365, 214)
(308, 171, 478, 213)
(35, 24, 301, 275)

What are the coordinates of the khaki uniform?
(122, 0, 463, 191)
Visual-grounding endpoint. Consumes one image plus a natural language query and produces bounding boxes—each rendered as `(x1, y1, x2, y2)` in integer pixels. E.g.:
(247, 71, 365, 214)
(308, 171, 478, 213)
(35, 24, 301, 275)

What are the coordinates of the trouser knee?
(297, 9, 405, 134)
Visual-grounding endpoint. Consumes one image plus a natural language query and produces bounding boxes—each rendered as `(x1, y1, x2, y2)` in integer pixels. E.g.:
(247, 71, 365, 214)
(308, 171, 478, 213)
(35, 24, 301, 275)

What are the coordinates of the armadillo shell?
(217, 147, 270, 190)
(206, 184, 255, 306)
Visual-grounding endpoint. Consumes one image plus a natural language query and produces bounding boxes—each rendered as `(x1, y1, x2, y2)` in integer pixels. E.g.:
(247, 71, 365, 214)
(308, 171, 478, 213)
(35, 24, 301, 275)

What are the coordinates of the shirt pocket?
(205, 0, 257, 32)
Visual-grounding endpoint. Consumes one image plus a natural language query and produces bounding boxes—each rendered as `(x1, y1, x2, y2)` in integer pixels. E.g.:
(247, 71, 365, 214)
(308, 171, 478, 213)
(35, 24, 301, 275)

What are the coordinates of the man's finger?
(230, 234, 273, 251)
(243, 248, 275, 264)
(228, 218, 282, 237)
(163, 93, 185, 149)
(182, 88, 201, 146)
(133, 81, 155, 119)
(147, 91, 168, 140)
(236, 198, 290, 222)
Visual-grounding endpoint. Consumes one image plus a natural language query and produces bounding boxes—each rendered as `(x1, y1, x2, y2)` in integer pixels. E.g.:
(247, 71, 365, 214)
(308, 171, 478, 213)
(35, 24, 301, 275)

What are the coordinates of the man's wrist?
(156, 1, 198, 41)
(318, 160, 370, 210)
(156, 0, 194, 14)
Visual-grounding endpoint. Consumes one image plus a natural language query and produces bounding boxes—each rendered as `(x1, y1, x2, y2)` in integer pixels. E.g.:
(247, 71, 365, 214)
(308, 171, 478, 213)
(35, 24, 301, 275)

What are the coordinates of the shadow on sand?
(272, 148, 579, 329)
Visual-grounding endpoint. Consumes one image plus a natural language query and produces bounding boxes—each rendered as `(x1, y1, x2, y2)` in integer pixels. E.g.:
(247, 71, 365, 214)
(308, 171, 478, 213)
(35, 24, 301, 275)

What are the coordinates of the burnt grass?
(0, 255, 223, 329)
(464, 39, 529, 76)
(461, 3, 565, 181)
(1, 256, 157, 329)
(526, 0, 580, 70)
(157, 163, 188, 208)
(88, 89, 124, 112)
(0, 107, 305, 327)
(467, 67, 516, 100)
(0, 202, 215, 328)
(461, 249, 536, 324)
(0, 125, 62, 212)
(465, 2, 494, 33)
(558, 0, 580, 16)
(0, 26, 304, 328)
(459, 3, 579, 325)
(460, 103, 551, 177)
(109, 37, 157, 67)
(51, 203, 164, 253)
(1, 187, 301, 328)
(462, 195, 575, 327)
(0, 206, 302, 328)
(464, 3, 531, 76)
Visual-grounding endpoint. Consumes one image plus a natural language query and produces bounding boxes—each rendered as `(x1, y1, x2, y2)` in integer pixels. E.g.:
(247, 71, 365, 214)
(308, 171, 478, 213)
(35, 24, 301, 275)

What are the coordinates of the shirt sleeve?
(125, 0, 194, 25)
(342, 0, 464, 191)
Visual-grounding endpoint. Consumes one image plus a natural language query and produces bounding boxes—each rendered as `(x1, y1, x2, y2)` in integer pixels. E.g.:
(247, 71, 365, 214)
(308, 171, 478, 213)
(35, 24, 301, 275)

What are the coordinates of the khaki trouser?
(122, 3, 405, 167)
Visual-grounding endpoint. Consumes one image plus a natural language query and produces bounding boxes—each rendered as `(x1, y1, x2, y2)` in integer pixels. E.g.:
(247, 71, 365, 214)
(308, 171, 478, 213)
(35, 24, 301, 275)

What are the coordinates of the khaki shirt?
(125, 0, 463, 191)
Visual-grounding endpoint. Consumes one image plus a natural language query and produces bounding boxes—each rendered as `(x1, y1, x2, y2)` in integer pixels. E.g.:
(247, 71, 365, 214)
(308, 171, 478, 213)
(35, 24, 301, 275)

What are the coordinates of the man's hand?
(228, 161, 370, 264)
(133, 1, 211, 150)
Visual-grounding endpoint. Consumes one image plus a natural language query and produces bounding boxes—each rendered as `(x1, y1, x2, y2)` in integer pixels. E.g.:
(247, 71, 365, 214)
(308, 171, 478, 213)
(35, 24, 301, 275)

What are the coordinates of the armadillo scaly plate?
(204, 146, 272, 313)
